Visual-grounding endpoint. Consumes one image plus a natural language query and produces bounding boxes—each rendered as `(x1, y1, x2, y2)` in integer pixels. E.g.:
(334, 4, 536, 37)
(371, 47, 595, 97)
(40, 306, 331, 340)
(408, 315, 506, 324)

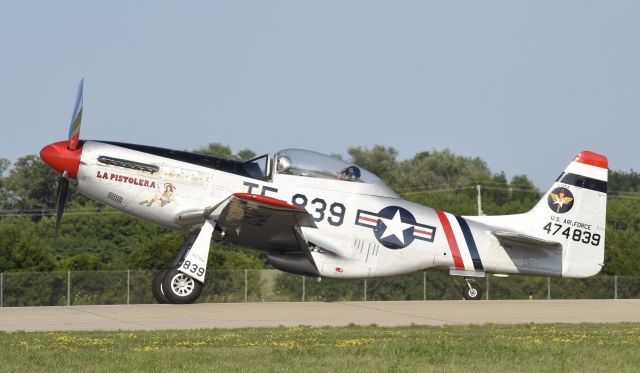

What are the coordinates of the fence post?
(1, 272, 3, 308)
(244, 269, 248, 303)
(423, 271, 426, 301)
(302, 276, 306, 302)
(614, 275, 618, 300)
(364, 279, 367, 301)
(127, 270, 130, 305)
(67, 271, 71, 306)
(547, 277, 551, 300)
(485, 275, 489, 300)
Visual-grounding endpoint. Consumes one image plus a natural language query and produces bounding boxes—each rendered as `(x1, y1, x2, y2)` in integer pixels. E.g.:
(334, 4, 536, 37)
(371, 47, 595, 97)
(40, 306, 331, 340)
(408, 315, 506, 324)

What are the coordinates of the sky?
(1, 1, 638, 189)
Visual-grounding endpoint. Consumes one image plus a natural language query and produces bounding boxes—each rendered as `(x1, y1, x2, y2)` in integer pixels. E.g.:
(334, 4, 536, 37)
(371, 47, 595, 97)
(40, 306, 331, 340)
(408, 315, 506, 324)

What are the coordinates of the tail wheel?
(161, 268, 203, 304)
(152, 269, 170, 304)
(463, 282, 482, 300)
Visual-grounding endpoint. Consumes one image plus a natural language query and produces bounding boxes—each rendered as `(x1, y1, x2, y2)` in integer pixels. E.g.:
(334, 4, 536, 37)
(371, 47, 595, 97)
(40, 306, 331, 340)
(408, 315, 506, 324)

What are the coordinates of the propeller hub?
(40, 140, 83, 179)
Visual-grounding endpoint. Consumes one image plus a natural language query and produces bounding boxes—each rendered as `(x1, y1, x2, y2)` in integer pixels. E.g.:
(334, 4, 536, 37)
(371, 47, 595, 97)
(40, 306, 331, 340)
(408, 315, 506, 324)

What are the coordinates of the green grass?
(1, 323, 639, 372)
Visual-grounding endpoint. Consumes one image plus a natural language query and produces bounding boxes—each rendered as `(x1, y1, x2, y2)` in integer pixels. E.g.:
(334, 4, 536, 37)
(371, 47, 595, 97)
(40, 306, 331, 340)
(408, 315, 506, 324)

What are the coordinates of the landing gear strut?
(463, 278, 482, 300)
(151, 220, 215, 304)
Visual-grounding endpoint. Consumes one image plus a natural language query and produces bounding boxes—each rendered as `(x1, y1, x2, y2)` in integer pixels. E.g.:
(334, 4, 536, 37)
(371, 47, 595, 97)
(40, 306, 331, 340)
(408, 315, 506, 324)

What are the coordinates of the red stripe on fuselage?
(435, 209, 464, 269)
(414, 228, 432, 236)
(359, 216, 378, 223)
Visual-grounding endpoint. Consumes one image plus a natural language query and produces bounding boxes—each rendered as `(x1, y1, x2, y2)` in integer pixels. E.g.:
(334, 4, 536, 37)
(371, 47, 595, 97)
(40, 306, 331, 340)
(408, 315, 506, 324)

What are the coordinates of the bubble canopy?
(275, 149, 380, 184)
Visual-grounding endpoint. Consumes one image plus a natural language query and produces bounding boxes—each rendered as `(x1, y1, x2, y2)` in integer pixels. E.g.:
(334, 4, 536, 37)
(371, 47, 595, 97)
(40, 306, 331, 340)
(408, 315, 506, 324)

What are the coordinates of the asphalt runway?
(1, 300, 639, 332)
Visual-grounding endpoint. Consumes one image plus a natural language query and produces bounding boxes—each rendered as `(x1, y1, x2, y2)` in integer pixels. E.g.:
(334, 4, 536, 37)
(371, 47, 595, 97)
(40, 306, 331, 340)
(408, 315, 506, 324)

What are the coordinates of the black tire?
(463, 282, 482, 300)
(161, 268, 203, 304)
(152, 269, 171, 304)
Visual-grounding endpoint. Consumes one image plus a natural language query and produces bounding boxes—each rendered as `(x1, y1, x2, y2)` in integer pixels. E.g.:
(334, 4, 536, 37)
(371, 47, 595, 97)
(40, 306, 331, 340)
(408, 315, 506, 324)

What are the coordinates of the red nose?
(40, 140, 83, 179)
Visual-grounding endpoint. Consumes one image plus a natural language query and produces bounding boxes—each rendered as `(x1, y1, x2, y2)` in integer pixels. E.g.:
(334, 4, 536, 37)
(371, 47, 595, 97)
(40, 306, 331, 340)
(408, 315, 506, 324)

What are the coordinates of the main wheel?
(161, 268, 203, 304)
(152, 269, 170, 304)
(463, 282, 482, 300)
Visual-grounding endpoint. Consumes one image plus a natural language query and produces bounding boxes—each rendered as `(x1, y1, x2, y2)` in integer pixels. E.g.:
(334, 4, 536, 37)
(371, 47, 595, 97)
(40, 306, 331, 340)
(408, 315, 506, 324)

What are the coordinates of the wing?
(550, 193, 559, 202)
(207, 193, 317, 252)
(176, 193, 322, 277)
(214, 193, 324, 277)
(174, 192, 319, 282)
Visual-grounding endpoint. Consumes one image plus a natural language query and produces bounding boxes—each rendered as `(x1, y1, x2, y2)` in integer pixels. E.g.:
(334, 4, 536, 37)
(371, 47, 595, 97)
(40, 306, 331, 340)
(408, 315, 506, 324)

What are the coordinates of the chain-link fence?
(0, 270, 638, 307)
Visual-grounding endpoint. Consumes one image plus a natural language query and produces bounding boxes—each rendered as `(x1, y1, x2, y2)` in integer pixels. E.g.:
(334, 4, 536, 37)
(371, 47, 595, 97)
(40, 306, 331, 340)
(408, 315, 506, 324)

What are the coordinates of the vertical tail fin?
(528, 151, 608, 277)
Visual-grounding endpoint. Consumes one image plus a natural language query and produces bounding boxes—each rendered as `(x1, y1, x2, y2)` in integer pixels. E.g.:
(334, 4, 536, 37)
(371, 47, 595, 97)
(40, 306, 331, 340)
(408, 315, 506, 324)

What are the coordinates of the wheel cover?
(170, 273, 195, 296)
(468, 288, 478, 298)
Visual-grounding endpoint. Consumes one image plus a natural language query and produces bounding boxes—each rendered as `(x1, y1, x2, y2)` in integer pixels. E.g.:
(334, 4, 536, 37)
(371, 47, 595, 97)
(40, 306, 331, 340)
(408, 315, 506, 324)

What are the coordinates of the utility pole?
(476, 182, 483, 216)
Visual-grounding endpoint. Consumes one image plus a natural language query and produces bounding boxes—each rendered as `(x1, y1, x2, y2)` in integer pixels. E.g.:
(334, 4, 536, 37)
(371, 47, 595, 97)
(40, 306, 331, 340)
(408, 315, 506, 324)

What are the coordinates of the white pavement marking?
(0, 300, 638, 332)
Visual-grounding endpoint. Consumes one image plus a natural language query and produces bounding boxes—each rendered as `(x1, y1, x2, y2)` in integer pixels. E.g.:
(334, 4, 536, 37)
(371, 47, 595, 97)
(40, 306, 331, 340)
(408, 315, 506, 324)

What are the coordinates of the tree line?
(0, 144, 638, 276)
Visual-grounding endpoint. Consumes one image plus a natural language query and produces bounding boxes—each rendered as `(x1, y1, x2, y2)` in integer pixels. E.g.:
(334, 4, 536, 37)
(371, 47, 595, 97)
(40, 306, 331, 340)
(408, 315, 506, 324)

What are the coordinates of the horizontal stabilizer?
(493, 231, 562, 250)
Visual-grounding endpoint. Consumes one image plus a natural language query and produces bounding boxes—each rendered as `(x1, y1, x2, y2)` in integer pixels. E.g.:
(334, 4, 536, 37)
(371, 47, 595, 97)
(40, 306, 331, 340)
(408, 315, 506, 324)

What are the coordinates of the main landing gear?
(153, 267, 204, 304)
(152, 220, 215, 304)
(463, 278, 482, 300)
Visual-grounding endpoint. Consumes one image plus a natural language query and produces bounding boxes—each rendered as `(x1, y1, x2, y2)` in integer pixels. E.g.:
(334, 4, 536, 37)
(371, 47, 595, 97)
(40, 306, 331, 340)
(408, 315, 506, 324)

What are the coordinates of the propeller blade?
(54, 171, 70, 237)
(50, 78, 84, 235)
(68, 78, 84, 151)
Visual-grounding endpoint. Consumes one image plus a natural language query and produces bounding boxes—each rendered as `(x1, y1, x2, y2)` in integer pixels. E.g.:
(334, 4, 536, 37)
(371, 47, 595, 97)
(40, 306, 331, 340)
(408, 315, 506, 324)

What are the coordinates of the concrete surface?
(0, 299, 638, 332)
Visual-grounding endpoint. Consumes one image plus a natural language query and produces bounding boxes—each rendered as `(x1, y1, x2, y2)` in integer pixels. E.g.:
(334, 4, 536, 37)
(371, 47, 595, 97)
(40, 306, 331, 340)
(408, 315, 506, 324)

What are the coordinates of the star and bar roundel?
(355, 206, 436, 249)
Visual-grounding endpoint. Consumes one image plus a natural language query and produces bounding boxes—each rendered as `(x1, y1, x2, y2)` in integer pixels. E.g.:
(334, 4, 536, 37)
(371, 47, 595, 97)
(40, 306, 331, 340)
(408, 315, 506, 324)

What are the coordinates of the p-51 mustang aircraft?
(40, 81, 608, 303)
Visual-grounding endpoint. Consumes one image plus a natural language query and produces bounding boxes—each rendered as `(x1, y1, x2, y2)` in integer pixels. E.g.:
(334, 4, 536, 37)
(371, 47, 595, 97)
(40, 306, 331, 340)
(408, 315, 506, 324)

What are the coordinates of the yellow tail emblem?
(550, 190, 574, 213)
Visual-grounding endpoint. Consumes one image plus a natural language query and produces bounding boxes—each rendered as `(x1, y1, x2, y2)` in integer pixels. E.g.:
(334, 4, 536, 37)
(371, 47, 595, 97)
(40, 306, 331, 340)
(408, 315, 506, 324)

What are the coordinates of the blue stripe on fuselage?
(455, 216, 484, 271)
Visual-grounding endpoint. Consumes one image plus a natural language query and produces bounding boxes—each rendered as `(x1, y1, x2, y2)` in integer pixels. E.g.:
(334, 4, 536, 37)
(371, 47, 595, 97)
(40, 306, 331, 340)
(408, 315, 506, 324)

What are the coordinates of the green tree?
(348, 145, 398, 182)
(485, 172, 509, 206)
(237, 149, 257, 160)
(2, 156, 59, 214)
(0, 158, 10, 208)
(602, 196, 640, 276)
(602, 169, 640, 275)
(129, 231, 187, 270)
(393, 149, 491, 192)
(194, 143, 257, 160)
(59, 252, 105, 271)
(610, 170, 640, 193)
(510, 174, 539, 202)
(0, 158, 9, 175)
(0, 218, 56, 271)
(195, 143, 234, 158)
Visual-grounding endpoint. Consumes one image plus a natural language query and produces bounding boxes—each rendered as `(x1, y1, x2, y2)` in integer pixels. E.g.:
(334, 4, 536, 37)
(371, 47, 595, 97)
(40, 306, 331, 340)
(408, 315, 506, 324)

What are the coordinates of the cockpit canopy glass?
(275, 149, 381, 183)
